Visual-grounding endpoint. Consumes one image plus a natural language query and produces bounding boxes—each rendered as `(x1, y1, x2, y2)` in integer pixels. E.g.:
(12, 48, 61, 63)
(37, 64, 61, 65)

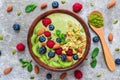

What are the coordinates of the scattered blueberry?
(39, 36, 46, 42)
(39, 46, 46, 54)
(61, 54, 67, 61)
(46, 73, 52, 79)
(73, 54, 78, 60)
(49, 24, 55, 31)
(52, 1, 59, 8)
(56, 38, 61, 43)
(13, 23, 20, 31)
(93, 36, 99, 42)
(48, 51, 55, 58)
(115, 58, 120, 65)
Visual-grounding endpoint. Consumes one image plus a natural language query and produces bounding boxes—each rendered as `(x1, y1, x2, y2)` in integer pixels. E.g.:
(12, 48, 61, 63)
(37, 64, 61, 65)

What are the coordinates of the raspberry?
(55, 47, 62, 55)
(66, 49, 73, 56)
(44, 31, 51, 37)
(46, 40, 55, 48)
(42, 18, 51, 27)
(16, 43, 25, 51)
(74, 70, 83, 79)
(73, 3, 83, 13)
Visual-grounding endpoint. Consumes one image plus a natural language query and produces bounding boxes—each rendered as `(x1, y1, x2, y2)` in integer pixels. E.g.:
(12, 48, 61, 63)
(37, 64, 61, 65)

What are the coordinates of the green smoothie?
(31, 13, 86, 68)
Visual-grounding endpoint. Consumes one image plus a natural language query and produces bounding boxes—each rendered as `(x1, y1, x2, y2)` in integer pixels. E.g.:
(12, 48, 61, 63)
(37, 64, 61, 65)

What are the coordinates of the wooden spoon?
(88, 11, 115, 71)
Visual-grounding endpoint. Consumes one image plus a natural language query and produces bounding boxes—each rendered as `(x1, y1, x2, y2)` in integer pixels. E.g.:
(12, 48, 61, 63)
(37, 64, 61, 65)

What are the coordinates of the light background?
(0, 0, 120, 80)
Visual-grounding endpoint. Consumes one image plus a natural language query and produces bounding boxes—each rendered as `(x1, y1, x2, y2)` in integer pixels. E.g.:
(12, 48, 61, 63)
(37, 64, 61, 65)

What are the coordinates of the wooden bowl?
(27, 9, 91, 72)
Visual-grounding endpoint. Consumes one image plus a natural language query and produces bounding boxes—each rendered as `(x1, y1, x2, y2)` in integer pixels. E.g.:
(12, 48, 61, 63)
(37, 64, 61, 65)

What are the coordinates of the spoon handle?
(99, 34, 115, 71)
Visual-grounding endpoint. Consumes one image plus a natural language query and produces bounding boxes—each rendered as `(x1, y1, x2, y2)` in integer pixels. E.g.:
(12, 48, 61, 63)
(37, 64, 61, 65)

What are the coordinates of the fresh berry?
(39, 36, 46, 42)
(93, 36, 99, 42)
(13, 23, 20, 31)
(46, 73, 52, 79)
(74, 70, 83, 79)
(115, 58, 120, 65)
(49, 24, 55, 31)
(61, 54, 67, 61)
(55, 48, 63, 55)
(56, 38, 61, 43)
(52, 1, 59, 8)
(46, 40, 55, 48)
(73, 54, 78, 60)
(42, 18, 51, 27)
(44, 31, 51, 37)
(73, 3, 83, 13)
(48, 51, 55, 58)
(66, 49, 73, 56)
(39, 46, 47, 54)
(16, 43, 25, 51)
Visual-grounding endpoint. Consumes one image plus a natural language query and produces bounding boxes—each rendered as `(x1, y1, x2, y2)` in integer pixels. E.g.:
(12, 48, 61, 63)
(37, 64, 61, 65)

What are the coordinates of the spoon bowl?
(88, 11, 115, 71)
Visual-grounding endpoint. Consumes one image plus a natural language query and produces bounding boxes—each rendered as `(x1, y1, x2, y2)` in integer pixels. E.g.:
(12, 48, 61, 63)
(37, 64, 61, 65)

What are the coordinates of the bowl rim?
(27, 9, 91, 72)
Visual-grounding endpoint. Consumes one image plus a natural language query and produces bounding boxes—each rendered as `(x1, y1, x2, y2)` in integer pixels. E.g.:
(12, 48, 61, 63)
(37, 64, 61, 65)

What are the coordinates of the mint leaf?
(25, 3, 37, 13)
(90, 58, 97, 68)
(27, 64, 33, 72)
(92, 47, 99, 59)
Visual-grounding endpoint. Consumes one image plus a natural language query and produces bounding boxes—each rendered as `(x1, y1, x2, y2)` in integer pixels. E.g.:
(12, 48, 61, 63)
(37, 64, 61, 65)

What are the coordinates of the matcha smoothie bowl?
(28, 9, 91, 71)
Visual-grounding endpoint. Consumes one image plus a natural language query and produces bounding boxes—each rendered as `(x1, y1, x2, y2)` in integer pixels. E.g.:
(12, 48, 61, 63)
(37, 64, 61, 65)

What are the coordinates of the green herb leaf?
(61, 0, 66, 4)
(27, 63, 33, 72)
(113, 20, 118, 24)
(19, 59, 29, 65)
(22, 63, 29, 68)
(25, 3, 37, 13)
(92, 47, 99, 59)
(90, 58, 97, 68)
(56, 30, 61, 37)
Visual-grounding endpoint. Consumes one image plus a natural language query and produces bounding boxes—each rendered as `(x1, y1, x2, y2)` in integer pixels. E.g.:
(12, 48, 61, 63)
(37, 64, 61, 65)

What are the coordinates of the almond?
(53, 43, 61, 49)
(78, 47, 82, 53)
(60, 72, 67, 79)
(108, 33, 113, 41)
(67, 56, 72, 61)
(7, 5, 13, 12)
(107, 0, 116, 9)
(34, 65, 39, 74)
(37, 28, 45, 36)
(41, 3, 47, 9)
(4, 67, 12, 75)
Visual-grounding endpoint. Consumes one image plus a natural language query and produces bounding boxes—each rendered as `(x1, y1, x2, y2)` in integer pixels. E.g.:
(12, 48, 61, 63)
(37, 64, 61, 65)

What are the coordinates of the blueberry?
(56, 38, 61, 43)
(93, 36, 99, 42)
(46, 73, 52, 79)
(61, 54, 66, 61)
(13, 23, 20, 31)
(39, 36, 46, 42)
(48, 51, 55, 58)
(115, 58, 120, 65)
(73, 54, 78, 60)
(49, 24, 55, 31)
(39, 46, 46, 54)
(52, 1, 59, 8)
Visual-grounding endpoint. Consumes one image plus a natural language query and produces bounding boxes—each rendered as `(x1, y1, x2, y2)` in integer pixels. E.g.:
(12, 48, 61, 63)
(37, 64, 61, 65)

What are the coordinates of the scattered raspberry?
(16, 43, 25, 51)
(46, 40, 55, 48)
(55, 47, 62, 55)
(74, 70, 83, 79)
(73, 3, 83, 13)
(44, 31, 51, 37)
(42, 18, 51, 27)
(66, 49, 73, 56)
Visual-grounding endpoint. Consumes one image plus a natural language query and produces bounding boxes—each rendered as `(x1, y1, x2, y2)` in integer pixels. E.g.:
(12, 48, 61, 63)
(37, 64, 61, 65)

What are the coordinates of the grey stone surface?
(0, 0, 120, 80)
